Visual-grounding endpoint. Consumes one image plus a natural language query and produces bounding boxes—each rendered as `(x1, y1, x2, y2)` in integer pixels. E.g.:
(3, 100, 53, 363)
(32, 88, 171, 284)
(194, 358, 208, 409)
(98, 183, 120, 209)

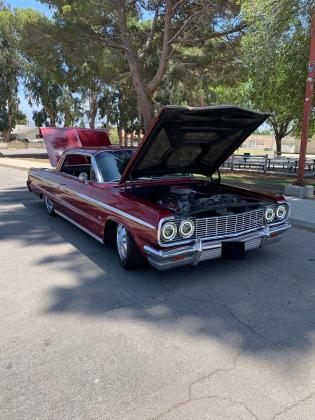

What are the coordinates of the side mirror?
(78, 172, 89, 183)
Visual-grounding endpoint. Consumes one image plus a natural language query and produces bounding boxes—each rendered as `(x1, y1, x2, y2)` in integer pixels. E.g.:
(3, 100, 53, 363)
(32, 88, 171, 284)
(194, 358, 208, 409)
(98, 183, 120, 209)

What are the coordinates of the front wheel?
(115, 224, 145, 269)
(44, 196, 56, 216)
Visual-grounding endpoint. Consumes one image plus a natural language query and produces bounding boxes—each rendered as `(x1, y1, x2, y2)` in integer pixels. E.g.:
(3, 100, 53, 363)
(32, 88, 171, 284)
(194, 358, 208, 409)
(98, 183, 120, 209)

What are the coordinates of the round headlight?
(179, 219, 195, 238)
(161, 222, 177, 241)
(264, 207, 275, 222)
(276, 204, 287, 220)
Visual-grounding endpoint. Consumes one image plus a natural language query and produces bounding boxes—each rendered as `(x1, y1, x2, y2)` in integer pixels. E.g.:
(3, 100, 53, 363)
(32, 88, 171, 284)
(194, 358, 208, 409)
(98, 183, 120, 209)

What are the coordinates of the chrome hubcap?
(117, 224, 128, 260)
(45, 197, 53, 212)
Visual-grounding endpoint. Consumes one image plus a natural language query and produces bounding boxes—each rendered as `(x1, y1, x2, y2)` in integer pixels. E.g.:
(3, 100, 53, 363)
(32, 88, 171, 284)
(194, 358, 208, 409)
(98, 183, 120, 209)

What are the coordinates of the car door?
(57, 153, 96, 229)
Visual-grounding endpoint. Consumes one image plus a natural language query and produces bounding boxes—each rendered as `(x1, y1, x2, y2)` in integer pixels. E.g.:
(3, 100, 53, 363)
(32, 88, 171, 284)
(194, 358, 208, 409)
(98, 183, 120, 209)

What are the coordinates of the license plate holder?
(222, 241, 245, 260)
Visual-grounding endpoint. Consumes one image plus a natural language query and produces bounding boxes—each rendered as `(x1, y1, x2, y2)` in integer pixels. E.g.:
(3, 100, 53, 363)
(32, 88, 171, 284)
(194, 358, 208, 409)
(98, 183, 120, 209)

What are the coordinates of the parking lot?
(1, 166, 315, 419)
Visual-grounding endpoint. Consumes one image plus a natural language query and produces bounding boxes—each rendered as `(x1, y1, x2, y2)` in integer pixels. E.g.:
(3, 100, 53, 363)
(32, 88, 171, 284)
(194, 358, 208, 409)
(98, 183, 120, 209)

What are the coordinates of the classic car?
(27, 106, 291, 270)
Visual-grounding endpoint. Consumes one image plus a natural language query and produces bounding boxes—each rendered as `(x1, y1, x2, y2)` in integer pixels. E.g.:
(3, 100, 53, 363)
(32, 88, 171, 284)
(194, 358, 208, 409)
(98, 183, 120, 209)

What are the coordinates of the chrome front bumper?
(144, 222, 291, 270)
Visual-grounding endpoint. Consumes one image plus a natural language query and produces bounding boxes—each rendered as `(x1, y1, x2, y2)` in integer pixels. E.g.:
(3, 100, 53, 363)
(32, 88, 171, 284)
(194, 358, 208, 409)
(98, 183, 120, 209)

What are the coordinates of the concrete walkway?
(0, 157, 50, 170)
(286, 197, 315, 226)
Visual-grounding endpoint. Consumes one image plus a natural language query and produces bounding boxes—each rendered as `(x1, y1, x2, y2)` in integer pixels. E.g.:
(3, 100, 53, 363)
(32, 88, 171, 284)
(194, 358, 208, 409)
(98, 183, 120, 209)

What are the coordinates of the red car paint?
(27, 106, 287, 263)
(40, 127, 111, 167)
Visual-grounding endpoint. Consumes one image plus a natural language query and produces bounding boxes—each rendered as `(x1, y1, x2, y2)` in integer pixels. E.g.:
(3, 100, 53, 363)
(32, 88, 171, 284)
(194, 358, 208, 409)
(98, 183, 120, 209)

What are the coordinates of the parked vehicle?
(27, 106, 291, 270)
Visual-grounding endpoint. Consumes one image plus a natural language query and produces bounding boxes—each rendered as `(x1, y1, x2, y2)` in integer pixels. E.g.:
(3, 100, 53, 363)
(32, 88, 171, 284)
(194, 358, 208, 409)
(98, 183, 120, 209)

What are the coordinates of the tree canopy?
(0, 0, 314, 152)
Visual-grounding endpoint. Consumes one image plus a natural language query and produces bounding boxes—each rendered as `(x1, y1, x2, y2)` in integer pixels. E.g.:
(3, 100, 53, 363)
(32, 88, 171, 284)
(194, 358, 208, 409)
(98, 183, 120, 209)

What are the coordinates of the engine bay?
(132, 183, 265, 217)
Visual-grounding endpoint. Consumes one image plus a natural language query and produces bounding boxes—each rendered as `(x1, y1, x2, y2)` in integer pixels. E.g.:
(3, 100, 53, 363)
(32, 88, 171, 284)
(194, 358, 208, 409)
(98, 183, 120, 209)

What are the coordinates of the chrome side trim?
(55, 210, 104, 243)
(59, 187, 155, 229)
(48, 180, 156, 230)
(91, 155, 104, 183)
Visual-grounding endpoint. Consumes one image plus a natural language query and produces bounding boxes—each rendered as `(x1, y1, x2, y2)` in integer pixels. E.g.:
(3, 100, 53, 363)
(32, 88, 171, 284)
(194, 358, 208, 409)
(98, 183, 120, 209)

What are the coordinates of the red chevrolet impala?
(27, 106, 291, 270)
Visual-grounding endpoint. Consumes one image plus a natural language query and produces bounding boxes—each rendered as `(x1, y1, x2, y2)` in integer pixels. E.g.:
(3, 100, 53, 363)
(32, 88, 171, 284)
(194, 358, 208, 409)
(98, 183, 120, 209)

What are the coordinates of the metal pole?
(296, 10, 315, 185)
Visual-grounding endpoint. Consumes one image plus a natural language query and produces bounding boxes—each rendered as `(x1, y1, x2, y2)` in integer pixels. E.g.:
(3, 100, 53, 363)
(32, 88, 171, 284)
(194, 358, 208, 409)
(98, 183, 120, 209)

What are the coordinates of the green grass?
(221, 170, 315, 195)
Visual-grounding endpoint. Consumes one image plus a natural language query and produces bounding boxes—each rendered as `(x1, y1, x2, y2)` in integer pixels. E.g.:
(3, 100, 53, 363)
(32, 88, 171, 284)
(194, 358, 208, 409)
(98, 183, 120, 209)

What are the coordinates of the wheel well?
(104, 220, 117, 246)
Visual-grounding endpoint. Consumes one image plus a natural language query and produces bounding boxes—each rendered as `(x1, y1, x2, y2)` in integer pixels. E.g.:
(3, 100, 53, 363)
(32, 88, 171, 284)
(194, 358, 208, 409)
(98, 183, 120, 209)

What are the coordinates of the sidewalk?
(0, 157, 50, 171)
(286, 197, 315, 226)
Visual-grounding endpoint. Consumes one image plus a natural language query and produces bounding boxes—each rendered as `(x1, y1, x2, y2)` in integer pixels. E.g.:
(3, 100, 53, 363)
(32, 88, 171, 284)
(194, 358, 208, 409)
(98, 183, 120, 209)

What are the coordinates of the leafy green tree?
(14, 9, 65, 126)
(24, 68, 62, 127)
(57, 89, 83, 126)
(40, 0, 245, 129)
(32, 109, 49, 127)
(98, 82, 140, 145)
(0, 7, 23, 140)
(156, 35, 243, 107)
(239, 0, 313, 155)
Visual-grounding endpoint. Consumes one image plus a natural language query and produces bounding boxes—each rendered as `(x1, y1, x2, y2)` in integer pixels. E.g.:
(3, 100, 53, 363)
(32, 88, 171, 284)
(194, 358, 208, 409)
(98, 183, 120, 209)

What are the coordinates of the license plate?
(222, 241, 245, 260)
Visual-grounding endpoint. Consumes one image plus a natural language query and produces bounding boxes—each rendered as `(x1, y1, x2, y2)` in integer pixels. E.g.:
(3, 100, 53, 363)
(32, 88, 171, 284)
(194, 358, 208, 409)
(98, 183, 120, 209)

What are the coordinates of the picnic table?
(268, 157, 297, 173)
(223, 154, 315, 173)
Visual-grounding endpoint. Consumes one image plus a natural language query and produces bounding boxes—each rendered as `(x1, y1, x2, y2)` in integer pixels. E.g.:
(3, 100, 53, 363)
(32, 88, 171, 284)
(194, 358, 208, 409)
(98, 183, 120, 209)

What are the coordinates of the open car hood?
(40, 127, 111, 167)
(120, 106, 270, 182)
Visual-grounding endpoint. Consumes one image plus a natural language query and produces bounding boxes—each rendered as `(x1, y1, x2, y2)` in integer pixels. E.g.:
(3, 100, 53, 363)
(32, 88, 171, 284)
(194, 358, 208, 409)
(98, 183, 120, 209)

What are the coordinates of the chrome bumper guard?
(144, 223, 291, 270)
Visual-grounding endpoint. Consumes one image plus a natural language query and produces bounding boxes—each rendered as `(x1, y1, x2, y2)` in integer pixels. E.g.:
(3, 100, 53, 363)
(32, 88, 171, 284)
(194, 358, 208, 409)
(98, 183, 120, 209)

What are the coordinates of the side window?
(60, 154, 91, 179)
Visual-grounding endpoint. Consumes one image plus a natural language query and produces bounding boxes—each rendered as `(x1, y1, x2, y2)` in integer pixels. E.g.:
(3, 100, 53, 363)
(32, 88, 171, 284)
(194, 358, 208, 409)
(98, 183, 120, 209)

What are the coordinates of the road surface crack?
(147, 351, 260, 420)
(271, 392, 315, 419)
(158, 283, 285, 352)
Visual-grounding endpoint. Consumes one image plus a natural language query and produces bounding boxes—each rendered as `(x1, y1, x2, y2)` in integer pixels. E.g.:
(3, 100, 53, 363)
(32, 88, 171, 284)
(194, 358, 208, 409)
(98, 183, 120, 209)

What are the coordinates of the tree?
(156, 34, 244, 108)
(14, 9, 66, 127)
(24, 68, 63, 127)
(0, 7, 22, 140)
(41, 0, 245, 129)
(98, 82, 140, 145)
(33, 109, 49, 127)
(57, 89, 83, 126)
(240, 0, 313, 155)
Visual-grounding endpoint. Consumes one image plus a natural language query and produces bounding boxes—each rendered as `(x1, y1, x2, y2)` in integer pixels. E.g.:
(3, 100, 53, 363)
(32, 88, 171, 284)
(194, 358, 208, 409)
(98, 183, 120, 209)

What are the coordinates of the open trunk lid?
(40, 127, 111, 167)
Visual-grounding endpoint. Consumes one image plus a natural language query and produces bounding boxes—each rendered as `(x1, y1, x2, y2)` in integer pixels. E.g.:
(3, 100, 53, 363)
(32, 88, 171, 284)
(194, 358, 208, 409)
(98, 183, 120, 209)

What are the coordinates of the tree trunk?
(48, 111, 57, 127)
(4, 98, 14, 141)
(118, 126, 123, 146)
(275, 133, 282, 156)
(115, 4, 154, 130)
(89, 91, 98, 129)
(130, 131, 134, 147)
(135, 87, 154, 130)
(3, 130, 11, 142)
(64, 111, 71, 127)
(105, 110, 110, 134)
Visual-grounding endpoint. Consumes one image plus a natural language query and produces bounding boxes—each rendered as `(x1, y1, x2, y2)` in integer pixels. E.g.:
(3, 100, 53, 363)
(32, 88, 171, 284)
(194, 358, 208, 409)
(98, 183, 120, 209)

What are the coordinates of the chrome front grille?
(160, 208, 265, 245)
(195, 208, 265, 239)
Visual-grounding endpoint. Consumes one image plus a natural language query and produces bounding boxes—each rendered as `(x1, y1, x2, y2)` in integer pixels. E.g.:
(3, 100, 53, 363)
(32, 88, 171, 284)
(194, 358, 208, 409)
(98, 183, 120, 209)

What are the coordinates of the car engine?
(156, 186, 262, 216)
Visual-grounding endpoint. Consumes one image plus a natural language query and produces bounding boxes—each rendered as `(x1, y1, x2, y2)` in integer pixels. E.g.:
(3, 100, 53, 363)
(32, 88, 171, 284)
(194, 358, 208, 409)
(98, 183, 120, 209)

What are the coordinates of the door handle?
(60, 183, 67, 186)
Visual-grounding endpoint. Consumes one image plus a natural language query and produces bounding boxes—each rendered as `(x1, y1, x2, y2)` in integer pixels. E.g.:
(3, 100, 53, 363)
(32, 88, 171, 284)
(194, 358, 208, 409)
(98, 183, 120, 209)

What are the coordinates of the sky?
(7, 0, 52, 16)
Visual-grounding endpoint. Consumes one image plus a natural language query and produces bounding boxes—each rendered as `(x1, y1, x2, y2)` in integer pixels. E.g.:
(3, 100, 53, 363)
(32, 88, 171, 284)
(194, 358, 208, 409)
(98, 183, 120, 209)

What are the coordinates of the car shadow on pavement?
(1, 185, 315, 361)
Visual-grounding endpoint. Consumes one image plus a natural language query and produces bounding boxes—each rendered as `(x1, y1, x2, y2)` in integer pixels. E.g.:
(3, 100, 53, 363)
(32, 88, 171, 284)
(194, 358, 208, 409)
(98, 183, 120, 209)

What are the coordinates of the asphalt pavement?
(1, 167, 315, 420)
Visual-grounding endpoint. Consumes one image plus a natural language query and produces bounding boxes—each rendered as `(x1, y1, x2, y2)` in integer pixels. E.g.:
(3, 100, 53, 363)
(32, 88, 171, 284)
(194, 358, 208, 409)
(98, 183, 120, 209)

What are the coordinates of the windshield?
(95, 150, 134, 182)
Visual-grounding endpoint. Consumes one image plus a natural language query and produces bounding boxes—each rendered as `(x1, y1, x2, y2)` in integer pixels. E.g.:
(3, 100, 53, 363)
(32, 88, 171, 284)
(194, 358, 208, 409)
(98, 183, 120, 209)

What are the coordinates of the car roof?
(63, 146, 136, 155)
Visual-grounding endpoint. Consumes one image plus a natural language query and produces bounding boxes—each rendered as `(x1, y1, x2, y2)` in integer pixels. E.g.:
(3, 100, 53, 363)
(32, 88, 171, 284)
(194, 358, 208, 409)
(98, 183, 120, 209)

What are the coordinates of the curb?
(0, 159, 31, 172)
(0, 162, 30, 172)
